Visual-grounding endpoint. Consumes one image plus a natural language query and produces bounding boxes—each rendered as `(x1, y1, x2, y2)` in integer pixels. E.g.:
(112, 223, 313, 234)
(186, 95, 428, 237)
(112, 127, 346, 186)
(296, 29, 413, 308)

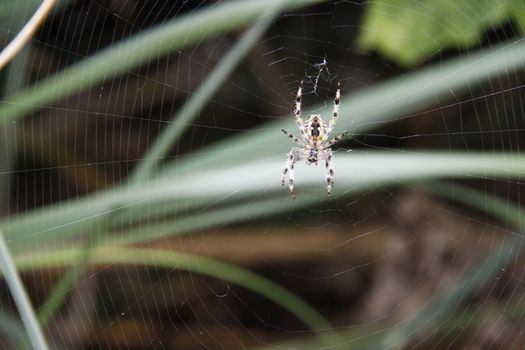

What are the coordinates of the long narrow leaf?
(0, 305, 26, 347)
(248, 183, 525, 350)
(4, 151, 525, 251)
(14, 246, 341, 346)
(131, 2, 285, 182)
(161, 38, 525, 176)
(355, 182, 525, 349)
(0, 229, 49, 350)
(0, 0, 321, 124)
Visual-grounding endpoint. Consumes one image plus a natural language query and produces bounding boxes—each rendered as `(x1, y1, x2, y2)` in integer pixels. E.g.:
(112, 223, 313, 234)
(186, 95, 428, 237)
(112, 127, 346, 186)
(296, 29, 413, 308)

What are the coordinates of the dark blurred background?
(2, 0, 525, 349)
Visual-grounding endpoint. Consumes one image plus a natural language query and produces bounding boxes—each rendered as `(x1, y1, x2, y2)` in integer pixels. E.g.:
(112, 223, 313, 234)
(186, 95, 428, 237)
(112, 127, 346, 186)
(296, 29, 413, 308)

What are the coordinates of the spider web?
(1, 0, 525, 349)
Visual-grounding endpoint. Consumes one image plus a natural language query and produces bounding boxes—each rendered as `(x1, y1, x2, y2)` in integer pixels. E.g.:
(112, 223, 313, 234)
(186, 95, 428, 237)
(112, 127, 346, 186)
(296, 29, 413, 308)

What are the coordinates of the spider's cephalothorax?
(281, 81, 348, 198)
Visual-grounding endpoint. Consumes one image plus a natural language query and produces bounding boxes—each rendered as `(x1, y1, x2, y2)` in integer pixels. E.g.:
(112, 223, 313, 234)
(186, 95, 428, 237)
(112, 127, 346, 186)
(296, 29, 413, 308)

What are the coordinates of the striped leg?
(282, 148, 301, 199)
(326, 131, 349, 148)
(281, 129, 303, 146)
(294, 80, 304, 134)
(328, 82, 340, 133)
(324, 149, 335, 196)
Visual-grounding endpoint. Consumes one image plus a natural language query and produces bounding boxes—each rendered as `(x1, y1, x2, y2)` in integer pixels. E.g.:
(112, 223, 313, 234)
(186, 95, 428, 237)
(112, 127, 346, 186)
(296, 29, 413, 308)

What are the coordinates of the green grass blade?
(36, 225, 102, 327)
(0, 51, 30, 214)
(108, 195, 323, 247)
(0, 0, 322, 125)
(4, 151, 525, 251)
(0, 229, 49, 350)
(0, 305, 27, 347)
(378, 232, 525, 349)
(130, 2, 285, 182)
(249, 183, 525, 350)
(373, 182, 525, 349)
(14, 246, 342, 346)
(421, 181, 525, 228)
(160, 39, 525, 176)
(0, 0, 38, 215)
(259, 229, 524, 350)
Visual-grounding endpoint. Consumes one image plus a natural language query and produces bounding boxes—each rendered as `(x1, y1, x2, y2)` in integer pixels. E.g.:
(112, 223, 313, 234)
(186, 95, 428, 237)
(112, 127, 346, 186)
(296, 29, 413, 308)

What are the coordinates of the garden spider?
(281, 81, 348, 198)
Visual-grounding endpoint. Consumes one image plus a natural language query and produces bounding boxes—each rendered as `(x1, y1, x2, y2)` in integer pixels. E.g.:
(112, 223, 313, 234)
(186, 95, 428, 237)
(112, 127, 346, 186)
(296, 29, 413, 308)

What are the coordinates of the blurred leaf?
(249, 183, 525, 350)
(513, 3, 525, 33)
(38, 6, 285, 330)
(2, 38, 525, 255)
(423, 181, 525, 228)
(0, 0, 322, 125)
(373, 182, 525, 349)
(0, 305, 26, 347)
(358, 0, 525, 66)
(4, 151, 525, 251)
(0, 230, 49, 349)
(164, 39, 525, 176)
(14, 246, 341, 346)
(36, 223, 102, 327)
(379, 227, 525, 349)
(130, 3, 284, 182)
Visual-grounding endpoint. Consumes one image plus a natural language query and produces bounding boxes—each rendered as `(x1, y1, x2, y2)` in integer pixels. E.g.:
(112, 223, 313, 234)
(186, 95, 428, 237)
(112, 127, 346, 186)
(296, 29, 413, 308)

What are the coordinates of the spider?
(281, 81, 348, 199)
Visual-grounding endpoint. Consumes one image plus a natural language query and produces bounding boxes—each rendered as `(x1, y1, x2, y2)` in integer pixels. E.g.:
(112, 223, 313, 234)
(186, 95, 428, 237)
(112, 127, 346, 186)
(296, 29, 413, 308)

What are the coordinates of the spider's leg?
(326, 131, 349, 148)
(327, 82, 340, 134)
(281, 129, 304, 146)
(294, 80, 304, 135)
(282, 148, 301, 199)
(323, 149, 335, 196)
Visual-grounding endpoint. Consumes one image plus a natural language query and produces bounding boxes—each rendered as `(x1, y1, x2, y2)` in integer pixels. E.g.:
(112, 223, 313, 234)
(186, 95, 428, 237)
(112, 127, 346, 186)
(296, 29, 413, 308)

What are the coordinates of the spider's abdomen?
(306, 115, 325, 143)
(307, 148, 318, 163)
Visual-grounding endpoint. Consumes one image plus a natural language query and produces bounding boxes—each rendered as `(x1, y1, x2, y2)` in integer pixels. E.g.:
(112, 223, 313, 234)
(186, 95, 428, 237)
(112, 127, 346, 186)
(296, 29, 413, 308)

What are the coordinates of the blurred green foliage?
(358, 0, 525, 66)
(2, 0, 525, 348)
